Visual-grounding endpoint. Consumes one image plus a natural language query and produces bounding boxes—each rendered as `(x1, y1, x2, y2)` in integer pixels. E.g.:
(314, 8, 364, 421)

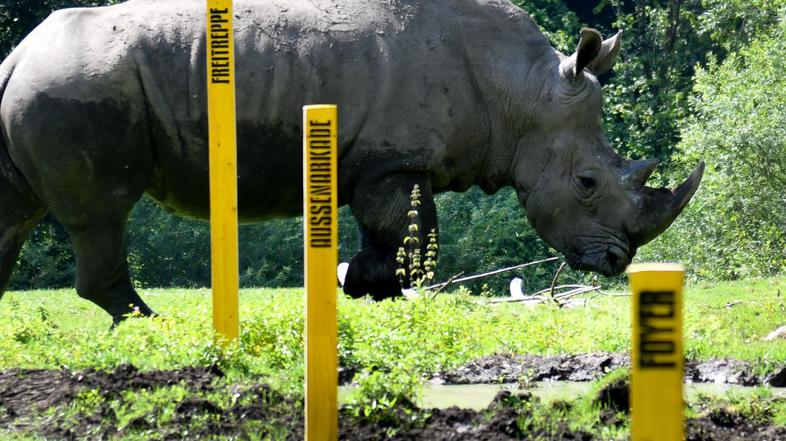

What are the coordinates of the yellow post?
(628, 263, 685, 441)
(303, 105, 339, 441)
(206, 1, 239, 342)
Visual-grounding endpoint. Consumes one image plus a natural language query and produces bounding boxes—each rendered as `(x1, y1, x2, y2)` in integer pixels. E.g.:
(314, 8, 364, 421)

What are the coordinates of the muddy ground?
(1, 354, 784, 440)
(434, 353, 786, 387)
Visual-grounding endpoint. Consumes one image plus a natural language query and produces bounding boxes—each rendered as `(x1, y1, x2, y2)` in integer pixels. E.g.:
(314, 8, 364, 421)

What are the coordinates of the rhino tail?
(0, 58, 46, 298)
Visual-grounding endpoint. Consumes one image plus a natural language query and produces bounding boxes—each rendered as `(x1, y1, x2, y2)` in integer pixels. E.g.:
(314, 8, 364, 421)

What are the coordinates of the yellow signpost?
(206, 1, 239, 342)
(303, 105, 339, 441)
(628, 263, 685, 441)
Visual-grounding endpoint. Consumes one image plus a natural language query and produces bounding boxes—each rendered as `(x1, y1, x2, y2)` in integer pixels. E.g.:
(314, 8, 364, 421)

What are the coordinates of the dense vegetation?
(2, 0, 784, 291)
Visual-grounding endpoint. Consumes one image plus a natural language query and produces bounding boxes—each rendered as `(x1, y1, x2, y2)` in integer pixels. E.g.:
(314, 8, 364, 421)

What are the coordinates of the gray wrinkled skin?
(0, 0, 702, 322)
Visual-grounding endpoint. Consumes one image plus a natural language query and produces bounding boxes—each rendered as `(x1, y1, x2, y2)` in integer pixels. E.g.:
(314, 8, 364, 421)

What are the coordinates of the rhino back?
(2, 0, 537, 221)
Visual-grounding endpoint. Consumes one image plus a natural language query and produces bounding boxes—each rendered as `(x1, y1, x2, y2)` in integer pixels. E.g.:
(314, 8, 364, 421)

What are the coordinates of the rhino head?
(514, 28, 704, 276)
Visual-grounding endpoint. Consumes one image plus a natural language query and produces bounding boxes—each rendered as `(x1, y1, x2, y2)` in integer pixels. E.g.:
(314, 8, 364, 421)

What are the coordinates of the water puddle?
(340, 382, 786, 411)
(419, 382, 590, 410)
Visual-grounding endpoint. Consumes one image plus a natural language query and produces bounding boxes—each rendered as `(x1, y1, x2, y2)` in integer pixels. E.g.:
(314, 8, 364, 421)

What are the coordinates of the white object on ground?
(765, 325, 786, 341)
(401, 288, 419, 299)
(336, 262, 349, 287)
(509, 277, 525, 299)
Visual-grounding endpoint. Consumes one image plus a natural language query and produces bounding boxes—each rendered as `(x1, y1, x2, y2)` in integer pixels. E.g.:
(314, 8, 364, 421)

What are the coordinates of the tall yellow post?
(628, 263, 685, 441)
(303, 105, 339, 441)
(206, 1, 239, 342)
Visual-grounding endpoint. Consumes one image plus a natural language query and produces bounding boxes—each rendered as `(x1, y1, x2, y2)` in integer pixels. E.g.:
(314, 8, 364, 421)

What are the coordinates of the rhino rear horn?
(622, 158, 659, 189)
(632, 161, 705, 245)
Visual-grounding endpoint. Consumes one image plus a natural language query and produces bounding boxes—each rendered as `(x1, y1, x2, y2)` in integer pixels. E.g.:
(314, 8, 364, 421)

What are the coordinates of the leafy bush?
(639, 12, 786, 279)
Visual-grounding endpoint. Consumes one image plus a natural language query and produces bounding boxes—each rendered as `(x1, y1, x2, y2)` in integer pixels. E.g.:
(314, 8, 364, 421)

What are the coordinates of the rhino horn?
(631, 161, 705, 246)
(622, 158, 659, 189)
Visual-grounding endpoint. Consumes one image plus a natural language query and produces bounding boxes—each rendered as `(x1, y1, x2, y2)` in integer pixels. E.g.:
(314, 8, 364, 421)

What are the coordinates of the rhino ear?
(587, 30, 622, 75)
(561, 28, 602, 80)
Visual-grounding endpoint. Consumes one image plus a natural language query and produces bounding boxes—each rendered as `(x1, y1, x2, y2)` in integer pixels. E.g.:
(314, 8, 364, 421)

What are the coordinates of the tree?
(639, 8, 786, 279)
(601, 0, 784, 166)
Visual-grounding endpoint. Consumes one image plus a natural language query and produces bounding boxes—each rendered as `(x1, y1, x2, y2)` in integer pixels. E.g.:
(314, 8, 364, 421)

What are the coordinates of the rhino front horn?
(632, 161, 705, 245)
(622, 158, 659, 189)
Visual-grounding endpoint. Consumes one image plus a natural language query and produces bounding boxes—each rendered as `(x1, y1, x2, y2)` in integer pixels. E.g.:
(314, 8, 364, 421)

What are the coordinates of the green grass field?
(2, 276, 785, 378)
(1, 276, 785, 439)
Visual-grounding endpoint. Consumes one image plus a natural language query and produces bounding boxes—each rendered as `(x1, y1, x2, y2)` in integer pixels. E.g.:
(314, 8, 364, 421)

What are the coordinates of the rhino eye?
(574, 171, 600, 198)
(578, 176, 596, 190)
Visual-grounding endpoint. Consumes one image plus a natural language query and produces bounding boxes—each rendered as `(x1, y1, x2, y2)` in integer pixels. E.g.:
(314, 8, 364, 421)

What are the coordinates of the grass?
(2, 276, 784, 377)
(0, 276, 784, 439)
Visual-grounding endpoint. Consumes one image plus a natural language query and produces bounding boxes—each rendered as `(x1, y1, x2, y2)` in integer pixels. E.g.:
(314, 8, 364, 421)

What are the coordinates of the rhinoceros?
(0, 0, 703, 322)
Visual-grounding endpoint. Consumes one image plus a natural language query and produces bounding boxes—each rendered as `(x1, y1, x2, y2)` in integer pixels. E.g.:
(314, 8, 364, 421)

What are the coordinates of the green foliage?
(8, 217, 73, 290)
(70, 388, 106, 417)
(775, 396, 786, 427)
(602, 0, 785, 164)
(238, 299, 305, 372)
(126, 197, 314, 289)
(11, 276, 777, 375)
(513, 0, 582, 52)
(690, 388, 786, 427)
(639, 12, 786, 279)
(697, 0, 786, 52)
(602, 1, 708, 163)
(344, 368, 425, 432)
(110, 386, 189, 432)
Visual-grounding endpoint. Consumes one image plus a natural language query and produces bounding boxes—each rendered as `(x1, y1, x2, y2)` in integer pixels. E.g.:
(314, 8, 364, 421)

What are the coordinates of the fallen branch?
(555, 286, 601, 301)
(486, 285, 601, 304)
(428, 271, 465, 298)
(587, 290, 631, 300)
(531, 284, 588, 295)
(548, 262, 567, 306)
(423, 256, 560, 291)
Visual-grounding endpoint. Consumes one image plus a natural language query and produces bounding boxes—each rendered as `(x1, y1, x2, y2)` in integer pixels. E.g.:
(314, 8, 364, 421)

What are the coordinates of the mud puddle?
(432, 352, 786, 387)
(398, 382, 785, 411)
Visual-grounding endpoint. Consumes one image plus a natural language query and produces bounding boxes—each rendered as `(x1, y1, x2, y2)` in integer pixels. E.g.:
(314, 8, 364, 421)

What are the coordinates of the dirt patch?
(0, 364, 220, 420)
(433, 353, 627, 384)
(1, 362, 785, 440)
(686, 359, 760, 386)
(0, 365, 301, 440)
(687, 415, 786, 440)
(0, 366, 593, 440)
(435, 353, 785, 387)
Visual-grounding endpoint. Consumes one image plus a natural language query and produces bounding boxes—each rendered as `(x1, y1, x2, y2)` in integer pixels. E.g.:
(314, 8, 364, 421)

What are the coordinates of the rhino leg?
(0, 208, 45, 299)
(344, 173, 438, 300)
(0, 163, 46, 298)
(67, 222, 154, 324)
(3, 90, 155, 322)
